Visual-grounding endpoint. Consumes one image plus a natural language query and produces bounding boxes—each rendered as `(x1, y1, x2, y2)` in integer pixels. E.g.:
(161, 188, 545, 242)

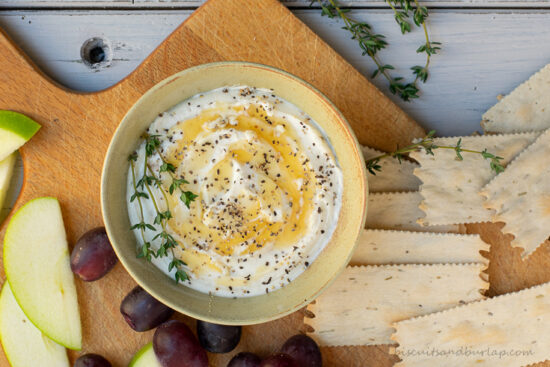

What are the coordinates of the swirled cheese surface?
(128, 86, 343, 297)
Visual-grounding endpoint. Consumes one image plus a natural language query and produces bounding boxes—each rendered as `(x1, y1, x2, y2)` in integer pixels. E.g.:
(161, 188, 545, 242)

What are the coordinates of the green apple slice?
(4, 197, 82, 350)
(0, 153, 15, 208)
(0, 111, 41, 162)
(0, 282, 69, 367)
(129, 343, 162, 367)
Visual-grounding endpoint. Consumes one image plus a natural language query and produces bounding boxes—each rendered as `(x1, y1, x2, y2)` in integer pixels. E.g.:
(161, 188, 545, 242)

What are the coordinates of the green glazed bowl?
(101, 62, 367, 325)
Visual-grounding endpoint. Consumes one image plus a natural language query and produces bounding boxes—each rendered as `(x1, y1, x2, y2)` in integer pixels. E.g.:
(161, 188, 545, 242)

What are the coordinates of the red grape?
(260, 354, 298, 367)
(74, 353, 112, 367)
(197, 320, 241, 353)
(120, 286, 174, 332)
(280, 334, 322, 367)
(70, 227, 118, 281)
(153, 320, 208, 367)
(227, 352, 261, 367)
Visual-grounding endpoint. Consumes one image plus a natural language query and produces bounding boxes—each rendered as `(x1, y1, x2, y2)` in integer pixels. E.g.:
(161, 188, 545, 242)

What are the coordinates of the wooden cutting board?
(0, 0, 548, 366)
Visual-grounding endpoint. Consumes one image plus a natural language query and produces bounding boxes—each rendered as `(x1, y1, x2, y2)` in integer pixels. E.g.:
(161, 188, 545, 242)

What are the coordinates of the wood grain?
(0, 0, 421, 366)
(4, 0, 550, 9)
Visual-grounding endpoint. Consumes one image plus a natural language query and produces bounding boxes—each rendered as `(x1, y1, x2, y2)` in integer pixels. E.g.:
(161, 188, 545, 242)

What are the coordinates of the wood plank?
(2, 10, 550, 136)
(0, 0, 421, 366)
(4, 0, 550, 9)
(0, 10, 190, 92)
(300, 9, 550, 137)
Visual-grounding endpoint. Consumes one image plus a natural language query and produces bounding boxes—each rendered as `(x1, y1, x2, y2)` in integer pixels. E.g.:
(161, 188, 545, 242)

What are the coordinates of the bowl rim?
(101, 61, 368, 324)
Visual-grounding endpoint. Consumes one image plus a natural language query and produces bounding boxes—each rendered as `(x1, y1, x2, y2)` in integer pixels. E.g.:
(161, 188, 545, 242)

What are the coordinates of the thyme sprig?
(143, 165, 189, 283)
(129, 154, 154, 261)
(155, 148, 198, 209)
(389, 0, 441, 84)
(144, 135, 198, 208)
(311, 0, 440, 101)
(365, 130, 505, 175)
(128, 135, 198, 283)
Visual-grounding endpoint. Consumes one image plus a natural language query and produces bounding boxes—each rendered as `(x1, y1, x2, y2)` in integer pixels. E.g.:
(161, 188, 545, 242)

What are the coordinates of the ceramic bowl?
(101, 61, 367, 325)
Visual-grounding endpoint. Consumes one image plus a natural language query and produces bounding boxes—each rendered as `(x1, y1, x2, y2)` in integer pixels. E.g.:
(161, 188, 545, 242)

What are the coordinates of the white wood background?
(1, 1, 549, 216)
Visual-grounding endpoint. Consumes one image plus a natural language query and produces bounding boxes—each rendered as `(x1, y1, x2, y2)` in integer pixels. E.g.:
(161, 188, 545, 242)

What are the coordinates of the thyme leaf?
(181, 191, 199, 209)
(146, 135, 198, 209)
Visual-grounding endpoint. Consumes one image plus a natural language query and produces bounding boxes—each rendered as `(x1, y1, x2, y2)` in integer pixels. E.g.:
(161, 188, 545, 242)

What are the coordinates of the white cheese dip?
(127, 86, 343, 297)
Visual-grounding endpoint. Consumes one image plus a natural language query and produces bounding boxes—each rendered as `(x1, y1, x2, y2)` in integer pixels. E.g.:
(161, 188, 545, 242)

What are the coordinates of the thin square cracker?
(482, 63, 550, 133)
(366, 192, 460, 233)
(350, 229, 489, 266)
(392, 281, 550, 367)
(361, 145, 421, 192)
(305, 264, 487, 346)
(480, 128, 550, 259)
(410, 133, 539, 226)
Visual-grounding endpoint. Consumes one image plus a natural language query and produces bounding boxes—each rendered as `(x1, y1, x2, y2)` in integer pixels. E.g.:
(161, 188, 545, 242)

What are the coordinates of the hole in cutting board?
(80, 37, 113, 69)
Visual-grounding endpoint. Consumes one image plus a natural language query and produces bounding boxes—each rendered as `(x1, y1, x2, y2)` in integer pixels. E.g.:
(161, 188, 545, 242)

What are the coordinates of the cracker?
(410, 133, 539, 225)
(392, 281, 550, 367)
(480, 128, 550, 259)
(366, 192, 460, 233)
(305, 264, 487, 347)
(351, 229, 489, 266)
(361, 145, 421, 192)
(482, 63, 550, 133)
